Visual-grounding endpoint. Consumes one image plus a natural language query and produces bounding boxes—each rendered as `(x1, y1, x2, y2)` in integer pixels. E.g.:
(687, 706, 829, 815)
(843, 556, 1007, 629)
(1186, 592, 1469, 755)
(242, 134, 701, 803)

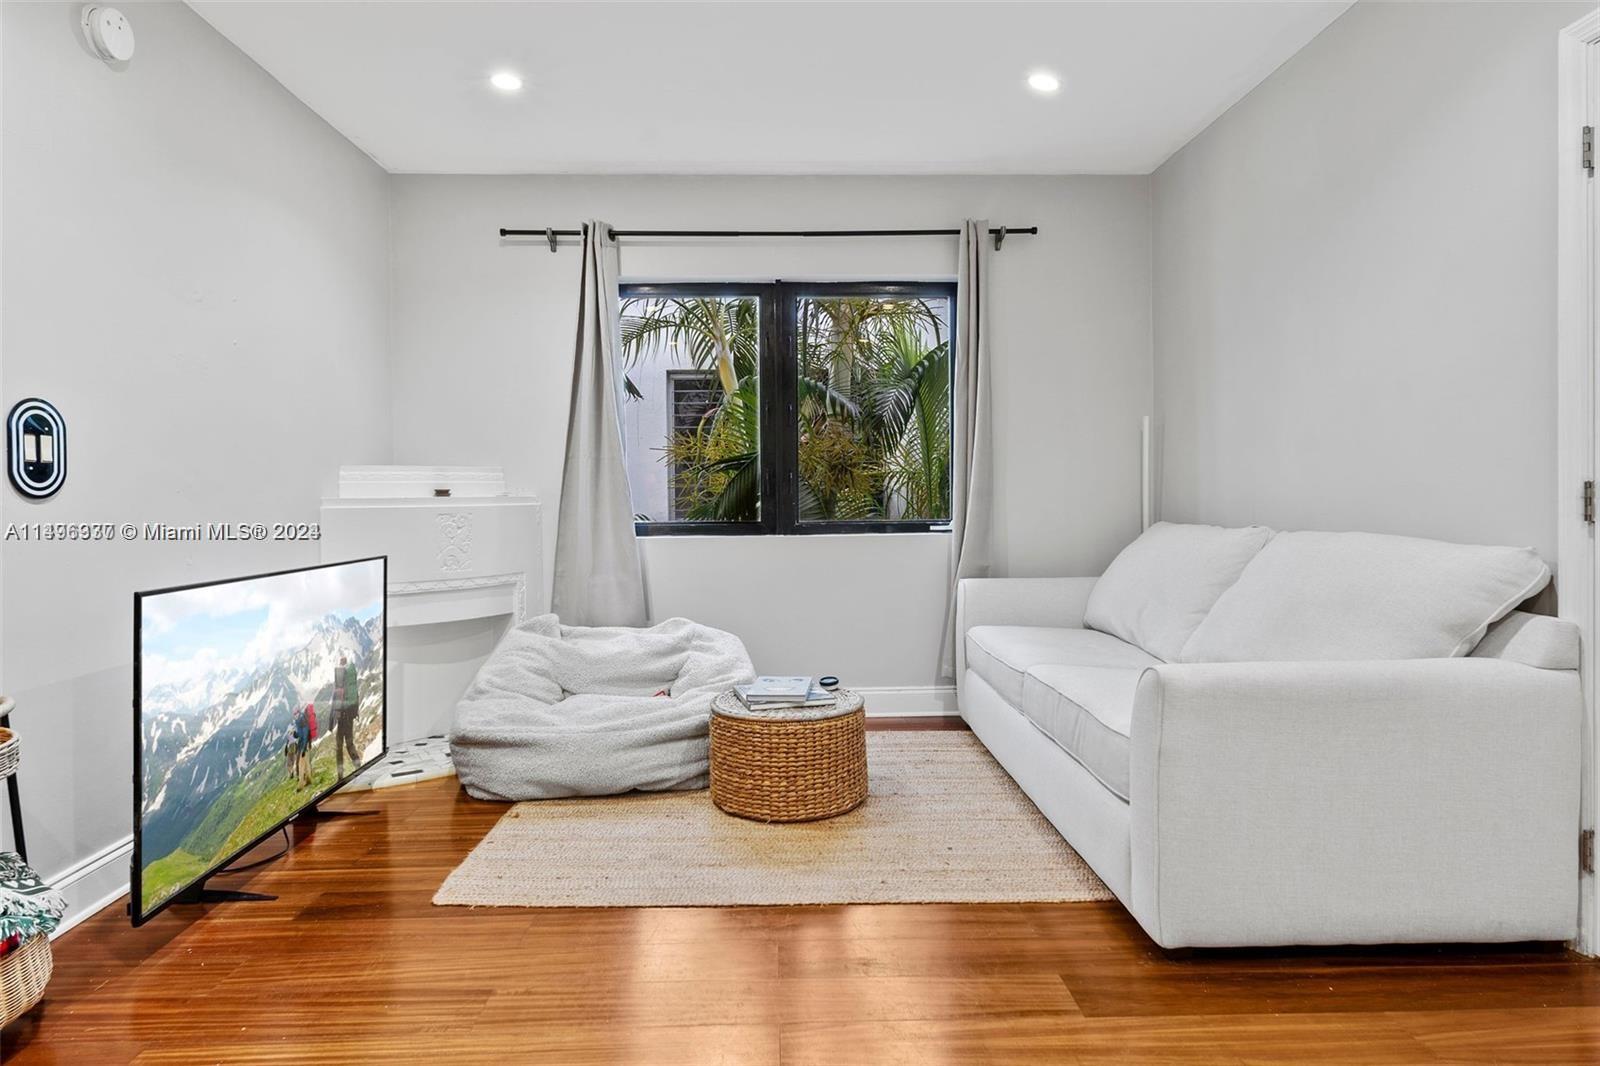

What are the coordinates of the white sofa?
(956, 523, 1583, 949)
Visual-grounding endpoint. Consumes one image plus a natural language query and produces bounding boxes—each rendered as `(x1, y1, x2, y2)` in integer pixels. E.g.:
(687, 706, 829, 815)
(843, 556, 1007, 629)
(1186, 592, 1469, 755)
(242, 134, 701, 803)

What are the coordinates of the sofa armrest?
(955, 577, 1098, 682)
(1471, 610, 1580, 670)
(1129, 658, 1582, 948)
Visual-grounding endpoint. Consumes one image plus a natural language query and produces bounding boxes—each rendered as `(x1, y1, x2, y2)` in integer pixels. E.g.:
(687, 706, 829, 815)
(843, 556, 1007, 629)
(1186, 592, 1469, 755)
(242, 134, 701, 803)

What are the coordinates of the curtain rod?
(498, 225, 1039, 252)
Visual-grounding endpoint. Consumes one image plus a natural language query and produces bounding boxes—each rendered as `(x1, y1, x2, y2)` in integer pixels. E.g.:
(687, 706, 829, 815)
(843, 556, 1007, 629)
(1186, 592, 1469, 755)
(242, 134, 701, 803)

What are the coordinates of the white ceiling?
(189, 1, 1351, 176)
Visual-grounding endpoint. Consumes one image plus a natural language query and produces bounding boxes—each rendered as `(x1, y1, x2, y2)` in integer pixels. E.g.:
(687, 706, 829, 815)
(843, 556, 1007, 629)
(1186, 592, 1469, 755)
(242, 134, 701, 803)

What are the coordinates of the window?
(620, 282, 955, 534)
(619, 290, 763, 526)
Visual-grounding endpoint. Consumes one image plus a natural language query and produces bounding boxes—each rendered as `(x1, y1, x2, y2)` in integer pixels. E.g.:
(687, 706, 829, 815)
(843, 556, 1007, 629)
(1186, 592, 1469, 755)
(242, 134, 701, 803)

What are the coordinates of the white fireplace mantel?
(320, 466, 542, 629)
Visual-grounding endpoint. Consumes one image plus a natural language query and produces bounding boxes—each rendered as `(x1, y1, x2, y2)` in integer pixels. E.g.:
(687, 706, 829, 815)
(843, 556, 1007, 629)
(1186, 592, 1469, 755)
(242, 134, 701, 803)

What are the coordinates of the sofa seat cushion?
(965, 626, 1159, 707)
(1179, 530, 1550, 663)
(1084, 522, 1273, 661)
(1021, 665, 1142, 801)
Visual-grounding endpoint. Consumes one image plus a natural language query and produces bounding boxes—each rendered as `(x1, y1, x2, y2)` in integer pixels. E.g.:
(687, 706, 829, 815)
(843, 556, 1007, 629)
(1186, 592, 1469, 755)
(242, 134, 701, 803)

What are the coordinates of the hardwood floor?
(6, 717, 1597, 1064)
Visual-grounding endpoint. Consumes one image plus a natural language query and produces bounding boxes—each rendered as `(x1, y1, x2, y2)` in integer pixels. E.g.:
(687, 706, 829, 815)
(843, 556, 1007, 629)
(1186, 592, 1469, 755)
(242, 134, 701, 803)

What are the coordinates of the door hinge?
(1582, 828, 1595, 876)
(1584, 480, 1595, 525)
(1584, 126, 1594, 175)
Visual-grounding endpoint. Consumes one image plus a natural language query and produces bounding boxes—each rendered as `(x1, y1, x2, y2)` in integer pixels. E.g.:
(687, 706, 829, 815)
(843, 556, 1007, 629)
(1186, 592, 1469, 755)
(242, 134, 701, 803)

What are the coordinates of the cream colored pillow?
(1083, 522, 1274, 662)
(1179, 530, 1550, 663)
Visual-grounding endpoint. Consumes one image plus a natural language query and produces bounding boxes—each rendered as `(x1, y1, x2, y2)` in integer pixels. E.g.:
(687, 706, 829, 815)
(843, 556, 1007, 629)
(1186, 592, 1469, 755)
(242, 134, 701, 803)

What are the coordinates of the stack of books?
(734, 676, 836, 710)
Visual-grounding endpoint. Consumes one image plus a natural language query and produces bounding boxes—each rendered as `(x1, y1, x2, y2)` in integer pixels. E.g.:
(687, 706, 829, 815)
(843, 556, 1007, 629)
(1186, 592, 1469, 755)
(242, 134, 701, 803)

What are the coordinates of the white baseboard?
(46, 834, 132, 938)
(854, 685, 958, 717)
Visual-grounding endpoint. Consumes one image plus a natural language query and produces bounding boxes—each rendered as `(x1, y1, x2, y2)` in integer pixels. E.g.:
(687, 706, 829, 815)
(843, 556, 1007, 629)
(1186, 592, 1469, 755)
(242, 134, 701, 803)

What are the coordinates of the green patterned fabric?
(0, 851, 65, 941)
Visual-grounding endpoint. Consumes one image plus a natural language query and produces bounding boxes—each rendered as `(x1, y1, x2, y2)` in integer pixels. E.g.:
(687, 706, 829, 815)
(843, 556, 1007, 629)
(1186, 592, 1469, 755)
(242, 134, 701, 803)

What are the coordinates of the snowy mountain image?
(136, 560, 385, 916)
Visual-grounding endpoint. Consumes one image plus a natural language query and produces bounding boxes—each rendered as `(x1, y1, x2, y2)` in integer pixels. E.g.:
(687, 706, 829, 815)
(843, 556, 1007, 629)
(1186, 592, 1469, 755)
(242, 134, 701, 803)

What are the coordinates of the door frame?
(1555, 8, 1600, 958)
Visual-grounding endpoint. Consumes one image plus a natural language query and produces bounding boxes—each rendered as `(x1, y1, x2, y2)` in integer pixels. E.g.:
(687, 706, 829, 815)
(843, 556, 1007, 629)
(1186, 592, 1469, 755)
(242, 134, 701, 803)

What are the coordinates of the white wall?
(0, 2, 391, 912)
(389, 174, 1153, 697)
(1153, 0, 1591, 563)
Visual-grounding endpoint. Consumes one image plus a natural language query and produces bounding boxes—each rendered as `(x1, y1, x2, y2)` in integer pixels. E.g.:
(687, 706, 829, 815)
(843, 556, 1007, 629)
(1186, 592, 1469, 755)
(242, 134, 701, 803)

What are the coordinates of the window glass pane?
(795, 293, 952, 522)
(619, 295, 761, 523)
(667, 371, 722, 519)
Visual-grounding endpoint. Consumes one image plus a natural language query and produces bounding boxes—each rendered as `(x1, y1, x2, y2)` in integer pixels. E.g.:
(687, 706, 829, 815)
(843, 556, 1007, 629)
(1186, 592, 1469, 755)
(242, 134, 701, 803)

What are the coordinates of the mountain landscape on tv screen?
(139, 612, 383, 912)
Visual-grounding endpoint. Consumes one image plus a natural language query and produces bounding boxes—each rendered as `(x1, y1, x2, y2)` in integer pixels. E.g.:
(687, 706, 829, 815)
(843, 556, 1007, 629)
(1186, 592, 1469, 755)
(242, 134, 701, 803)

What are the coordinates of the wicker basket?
(709, 690, 868, 823)
(0, 934, 51, 1028)
(0, 727, 17, 781)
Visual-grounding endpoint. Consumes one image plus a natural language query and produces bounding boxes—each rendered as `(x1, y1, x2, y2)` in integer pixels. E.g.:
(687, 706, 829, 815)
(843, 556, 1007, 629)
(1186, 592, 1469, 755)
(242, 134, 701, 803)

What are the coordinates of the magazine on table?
(743, 676, 814, 700)
(736, 677, 836, 709)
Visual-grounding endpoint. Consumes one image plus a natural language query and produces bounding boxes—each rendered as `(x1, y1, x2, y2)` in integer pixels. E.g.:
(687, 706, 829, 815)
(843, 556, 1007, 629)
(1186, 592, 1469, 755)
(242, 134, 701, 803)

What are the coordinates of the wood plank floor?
(5, 717, 1597, 1064)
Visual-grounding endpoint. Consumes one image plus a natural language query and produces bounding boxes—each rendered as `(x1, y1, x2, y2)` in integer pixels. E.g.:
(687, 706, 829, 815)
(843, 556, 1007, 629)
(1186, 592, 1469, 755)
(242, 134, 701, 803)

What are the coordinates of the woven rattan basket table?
(709, 689, 867, 822)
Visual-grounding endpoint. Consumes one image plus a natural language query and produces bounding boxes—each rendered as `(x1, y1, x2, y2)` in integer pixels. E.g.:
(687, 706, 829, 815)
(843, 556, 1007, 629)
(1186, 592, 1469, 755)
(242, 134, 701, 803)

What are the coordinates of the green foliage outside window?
(620, 293, 951, 524)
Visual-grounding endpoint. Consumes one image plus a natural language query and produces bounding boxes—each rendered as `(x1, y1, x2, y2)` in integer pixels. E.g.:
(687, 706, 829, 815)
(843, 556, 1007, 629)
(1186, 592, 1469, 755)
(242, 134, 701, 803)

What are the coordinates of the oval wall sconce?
(8, 399, 67, 500)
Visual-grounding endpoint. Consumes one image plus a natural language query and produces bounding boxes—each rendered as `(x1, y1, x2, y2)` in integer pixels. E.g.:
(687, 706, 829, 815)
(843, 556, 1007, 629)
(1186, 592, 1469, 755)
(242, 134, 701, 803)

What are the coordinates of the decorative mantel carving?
(436, 512, 474, 572)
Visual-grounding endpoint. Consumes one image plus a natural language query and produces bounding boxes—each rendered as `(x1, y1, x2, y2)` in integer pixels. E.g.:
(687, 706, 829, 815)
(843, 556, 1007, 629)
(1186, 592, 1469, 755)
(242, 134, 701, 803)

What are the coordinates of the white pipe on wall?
(1140, 415, 1153, 531)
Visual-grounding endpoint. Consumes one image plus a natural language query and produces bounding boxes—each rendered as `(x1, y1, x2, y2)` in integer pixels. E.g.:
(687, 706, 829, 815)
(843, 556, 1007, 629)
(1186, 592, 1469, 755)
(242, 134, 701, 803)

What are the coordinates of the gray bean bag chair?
(450, 614, 754, 801)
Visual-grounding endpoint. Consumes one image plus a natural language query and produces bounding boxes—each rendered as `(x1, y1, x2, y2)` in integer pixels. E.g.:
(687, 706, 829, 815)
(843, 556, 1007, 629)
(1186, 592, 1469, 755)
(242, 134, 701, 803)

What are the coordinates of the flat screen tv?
(132, 557, 387, 925)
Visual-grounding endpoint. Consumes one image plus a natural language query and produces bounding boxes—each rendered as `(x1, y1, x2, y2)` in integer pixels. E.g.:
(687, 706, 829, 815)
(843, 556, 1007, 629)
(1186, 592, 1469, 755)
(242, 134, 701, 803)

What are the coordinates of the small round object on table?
(709, 689, 867, 823)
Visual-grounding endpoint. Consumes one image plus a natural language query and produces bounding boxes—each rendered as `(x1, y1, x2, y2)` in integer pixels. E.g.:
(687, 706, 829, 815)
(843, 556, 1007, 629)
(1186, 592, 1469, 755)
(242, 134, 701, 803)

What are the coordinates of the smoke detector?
(80, 6, 135, 63)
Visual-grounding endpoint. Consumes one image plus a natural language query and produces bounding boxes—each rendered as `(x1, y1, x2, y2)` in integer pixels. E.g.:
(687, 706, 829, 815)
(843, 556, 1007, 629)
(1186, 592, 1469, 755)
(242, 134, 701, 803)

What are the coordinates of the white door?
(1556, 9, 1600, 958)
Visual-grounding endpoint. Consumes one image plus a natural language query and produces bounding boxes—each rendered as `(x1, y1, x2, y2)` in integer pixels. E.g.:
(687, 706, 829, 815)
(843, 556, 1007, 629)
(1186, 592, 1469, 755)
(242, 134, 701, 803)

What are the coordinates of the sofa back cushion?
(1178, 530, 1550, 663)
(1083, 522, 1274, 661)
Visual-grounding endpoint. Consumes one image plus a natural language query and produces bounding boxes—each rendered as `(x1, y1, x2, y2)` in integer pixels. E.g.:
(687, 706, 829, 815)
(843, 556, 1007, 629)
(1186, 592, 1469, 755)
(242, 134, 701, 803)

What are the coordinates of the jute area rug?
(434, 731, 1112, 908)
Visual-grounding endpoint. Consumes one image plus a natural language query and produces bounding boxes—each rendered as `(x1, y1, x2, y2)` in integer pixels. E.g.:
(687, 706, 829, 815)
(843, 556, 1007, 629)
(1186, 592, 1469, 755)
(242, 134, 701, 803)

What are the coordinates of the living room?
(1, 1, 1597, 1062)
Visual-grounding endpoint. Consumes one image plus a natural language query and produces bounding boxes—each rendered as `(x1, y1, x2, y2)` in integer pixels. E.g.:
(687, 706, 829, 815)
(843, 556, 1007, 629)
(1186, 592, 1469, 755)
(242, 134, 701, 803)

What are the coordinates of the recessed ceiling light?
(1027, 71, 1061, 95)
(489, 71, 524, 93)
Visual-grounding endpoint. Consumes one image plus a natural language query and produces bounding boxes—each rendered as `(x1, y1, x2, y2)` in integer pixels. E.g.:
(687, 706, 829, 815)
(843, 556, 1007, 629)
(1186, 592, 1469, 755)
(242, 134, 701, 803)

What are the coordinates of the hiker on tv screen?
(334, 653, 360, 779)
(293, 702, 312, 788)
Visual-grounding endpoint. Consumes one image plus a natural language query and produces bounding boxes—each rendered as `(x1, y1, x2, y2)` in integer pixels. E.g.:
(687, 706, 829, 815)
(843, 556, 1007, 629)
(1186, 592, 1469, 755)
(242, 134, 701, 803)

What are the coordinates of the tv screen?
(132, 557, 386, 924)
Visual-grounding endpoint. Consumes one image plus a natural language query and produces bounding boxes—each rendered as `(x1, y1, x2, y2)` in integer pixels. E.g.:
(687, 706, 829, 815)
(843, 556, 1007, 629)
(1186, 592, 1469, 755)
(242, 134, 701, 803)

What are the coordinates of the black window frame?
(622, 280, 957, 537)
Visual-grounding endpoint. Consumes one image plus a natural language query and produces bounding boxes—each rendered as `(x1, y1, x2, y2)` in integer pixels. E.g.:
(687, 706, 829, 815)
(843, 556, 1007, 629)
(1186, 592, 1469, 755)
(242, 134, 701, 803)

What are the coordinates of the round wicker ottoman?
(709, 689, 867, 822)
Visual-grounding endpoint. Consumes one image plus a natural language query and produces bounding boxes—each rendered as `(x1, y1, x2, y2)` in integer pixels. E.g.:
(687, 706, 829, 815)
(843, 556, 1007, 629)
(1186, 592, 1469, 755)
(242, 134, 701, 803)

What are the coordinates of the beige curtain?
(940, 220, 995, 677)
(550, 221, 649, 627)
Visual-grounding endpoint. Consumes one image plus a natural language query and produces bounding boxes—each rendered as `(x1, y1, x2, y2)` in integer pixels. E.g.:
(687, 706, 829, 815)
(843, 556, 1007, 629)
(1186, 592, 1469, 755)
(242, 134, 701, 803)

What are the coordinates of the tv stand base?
(170, 882, 277, 907)
(293, 801, 380, 823)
